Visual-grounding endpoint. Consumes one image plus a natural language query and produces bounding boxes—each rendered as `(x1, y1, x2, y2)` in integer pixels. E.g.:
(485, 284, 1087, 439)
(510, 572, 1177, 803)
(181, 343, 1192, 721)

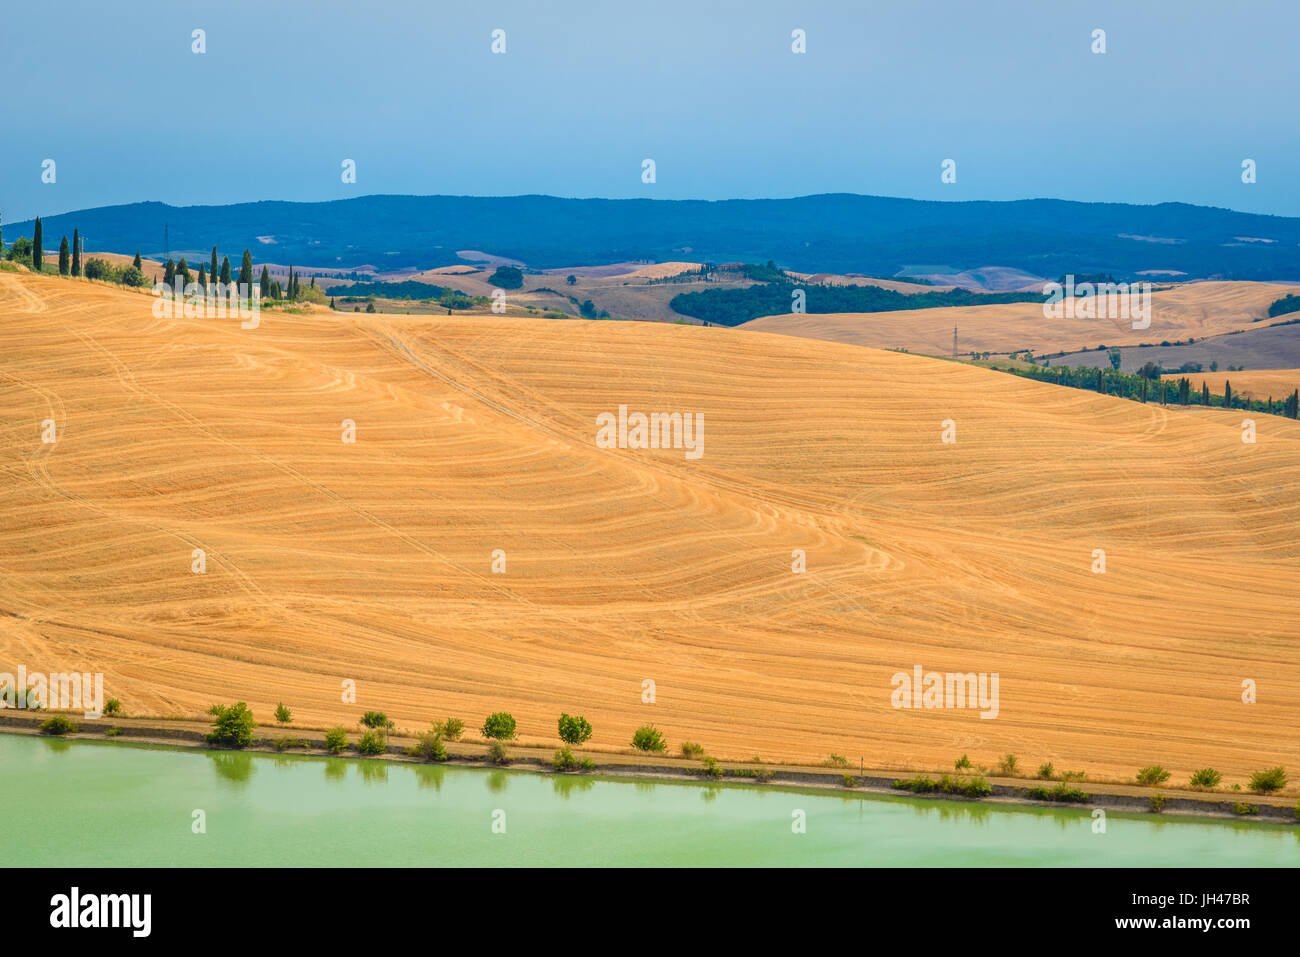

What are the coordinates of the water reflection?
(357, 760, 388, 784)
(411, 764, 445, 792)
(552, 774, 595, 798)
(323, 758, 349, 783)
(486, 770, 509, 793)
(208, 751, 254, 785)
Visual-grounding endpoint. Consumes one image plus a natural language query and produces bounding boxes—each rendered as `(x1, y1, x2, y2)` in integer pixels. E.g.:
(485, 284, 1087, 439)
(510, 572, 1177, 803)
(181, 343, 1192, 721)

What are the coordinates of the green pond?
(3, 735, 1296, 866)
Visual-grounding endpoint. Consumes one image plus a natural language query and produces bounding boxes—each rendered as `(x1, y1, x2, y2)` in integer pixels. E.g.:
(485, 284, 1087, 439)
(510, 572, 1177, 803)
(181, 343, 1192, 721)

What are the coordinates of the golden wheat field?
(2, 269, 1299, 784)
(1163, 369, 1300, 403)
(744, 281, 1300, 356)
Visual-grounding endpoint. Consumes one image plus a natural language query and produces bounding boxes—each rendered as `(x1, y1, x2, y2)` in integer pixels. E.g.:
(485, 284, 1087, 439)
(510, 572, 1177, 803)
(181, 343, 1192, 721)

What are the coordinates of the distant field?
(743, 281, 1300, 356)
(2, 270, 1299, 785)
(1162, 369, 1300, 401)
(1056, 321, 1300, 373)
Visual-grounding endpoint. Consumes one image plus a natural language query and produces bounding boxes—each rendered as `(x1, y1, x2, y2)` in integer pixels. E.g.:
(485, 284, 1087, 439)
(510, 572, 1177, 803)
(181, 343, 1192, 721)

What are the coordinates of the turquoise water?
(3, 735, 1296, 866)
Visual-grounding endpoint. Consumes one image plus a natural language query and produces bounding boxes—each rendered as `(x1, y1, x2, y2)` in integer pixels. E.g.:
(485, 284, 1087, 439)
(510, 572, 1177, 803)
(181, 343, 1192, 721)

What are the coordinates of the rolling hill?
(9, 193, 1300, 280)
(2, 270, 1298, 783)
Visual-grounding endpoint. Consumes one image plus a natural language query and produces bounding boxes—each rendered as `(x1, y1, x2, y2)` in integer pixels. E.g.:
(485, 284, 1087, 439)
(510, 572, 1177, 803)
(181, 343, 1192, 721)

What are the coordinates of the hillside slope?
(742, 281, 1299, 356)
(2, 271, 1298, 783)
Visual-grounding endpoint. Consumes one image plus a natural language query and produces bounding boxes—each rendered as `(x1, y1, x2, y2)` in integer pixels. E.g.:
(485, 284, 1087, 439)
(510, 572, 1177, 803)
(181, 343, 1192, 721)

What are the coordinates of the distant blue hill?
(7, 193, 1300, 281)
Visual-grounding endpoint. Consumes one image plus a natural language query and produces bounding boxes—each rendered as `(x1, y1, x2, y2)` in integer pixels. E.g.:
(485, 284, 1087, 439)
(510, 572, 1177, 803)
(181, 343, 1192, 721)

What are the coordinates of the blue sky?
(3, 0, 1298, 223)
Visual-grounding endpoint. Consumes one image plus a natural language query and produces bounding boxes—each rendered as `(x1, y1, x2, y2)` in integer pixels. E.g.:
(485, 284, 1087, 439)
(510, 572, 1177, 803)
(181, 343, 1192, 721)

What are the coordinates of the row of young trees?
(1001, 361, 1300, 418)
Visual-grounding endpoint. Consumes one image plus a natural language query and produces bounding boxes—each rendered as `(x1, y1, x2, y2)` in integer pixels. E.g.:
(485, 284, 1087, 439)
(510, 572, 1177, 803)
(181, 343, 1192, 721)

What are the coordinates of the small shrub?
(120, 265, 146, 287)
(486, 741, 510, 765)
(274, 703, 292, 724)
(1149, 794, 1167, 813)
(1060, 770, 1086, 782)
(1136, 765, 1171, 787)
(954, 754, 972, 771)
(578, 757, 596, 772)
(481, 712, 517, 741)
(827, 753, 849, 768)
(356, 729, 387, 755)
(1189, 768, 1221, 789)
(553, 745, 577, 771)
(1025, 783, 1091, 803)
(997, 754, 1019, 776)
(680, 741, 705, 758)
(103, 698, 122, 717)
(699, 757, 722, 779)
(104, 727, 121, 737)
(434, 717, 464, 741)
(359, 711, 393, 732)
(205, 702, 255, 748)
(557, 713, 592, 747)
(1036, 762, 1055, 780)
(1232, 802, 1258, 816)
(408, 730, 447, 762)
(892, 775, 990, 798)
(39, 715, 78, 735)
(1249, 766, 1286, 794)
(272, 737, 307, 752)
(842, 775, 858, 788)
(631, 724, 666, 753)
(324, 727, 348, 754)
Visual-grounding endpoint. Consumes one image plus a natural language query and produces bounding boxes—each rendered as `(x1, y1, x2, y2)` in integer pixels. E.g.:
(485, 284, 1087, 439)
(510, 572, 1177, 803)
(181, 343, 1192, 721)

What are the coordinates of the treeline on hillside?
(1267, 293, 1300, 318)
(991, 361, 1300, 418)
(670, 275, 1041, 326)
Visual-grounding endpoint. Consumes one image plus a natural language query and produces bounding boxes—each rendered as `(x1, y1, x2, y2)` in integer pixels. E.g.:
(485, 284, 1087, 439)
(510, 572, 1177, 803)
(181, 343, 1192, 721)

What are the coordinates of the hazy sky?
(3, 0, 1298, 223)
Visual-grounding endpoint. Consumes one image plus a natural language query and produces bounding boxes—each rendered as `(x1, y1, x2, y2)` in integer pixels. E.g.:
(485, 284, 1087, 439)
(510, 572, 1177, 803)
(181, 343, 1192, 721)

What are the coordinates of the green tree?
(481, 712, 517, 740)
(210, 246, 218, 288)
(274, 702, 292, 724)
(488, 265, 524, 289)
(1107, 348, 1121, 370)
(71, 228, 81, 276)
(32, 217, 42, 271)
(1285, 390, 1299, 419)
(177, 258, 190, 286)
(566, 274, 577, 285)
(58, 236, 70, 275)
(324, 727, 348, 753)
(1223, 381, 1232, 409)
(1202, 382, 1210, 406)
(631, 724, 667, 752)
(557, 713, 592, 746)
(220, 256, 231, 285)
(237, 249, 253, 289)
(205, 702, 256, 748)
(359, 710, 394, 731)
(197, 263, 207, 288)
(1249, 767, 1286, 793)
(132, 251, 142, 270)
(163, 258, 176, 287)
(259, 265, 270, 298)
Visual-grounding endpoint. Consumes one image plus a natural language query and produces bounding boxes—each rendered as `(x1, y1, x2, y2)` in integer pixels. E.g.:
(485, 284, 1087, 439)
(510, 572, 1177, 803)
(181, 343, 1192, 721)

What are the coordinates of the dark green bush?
(631, 725, 666, 753)
(1189, 768, 1221, 789)
(557, 713, 592, 746)
(481, 712, 517, 741)
(39, 715, 78, 735)
(356, 729, 387, 755)
(324, 727, 348, 754)
(205, 702, 255, 748)
(1136, 765, 1171, 787)
(1249, 767, 1286, 794)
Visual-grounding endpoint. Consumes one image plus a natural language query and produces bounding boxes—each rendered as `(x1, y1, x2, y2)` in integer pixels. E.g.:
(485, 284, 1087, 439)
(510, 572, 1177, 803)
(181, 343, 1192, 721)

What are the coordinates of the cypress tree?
(163, 258, 176, 286)
(1286, 390, 1299, 419)
(133, 251, 142, 270)
(220, 256, 231, 284)
(0, 210, 4, 255)
(32, 217, 42, 271)
(58, 236, 70, 275)
(259, 265, 270, 298)
(71, 228, 81, 276)
(210, 246, 218, 288)
(197, 263, 207, 289)
(1202, 382, 1210, 406)
(177, 258, 190, 286)
(1224, 381, 1232, 409)
(237, 249, 253, 289)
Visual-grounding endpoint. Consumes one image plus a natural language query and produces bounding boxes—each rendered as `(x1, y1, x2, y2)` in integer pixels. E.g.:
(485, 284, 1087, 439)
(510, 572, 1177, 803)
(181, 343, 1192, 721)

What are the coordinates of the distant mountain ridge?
(7, 193, 1300, 281)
